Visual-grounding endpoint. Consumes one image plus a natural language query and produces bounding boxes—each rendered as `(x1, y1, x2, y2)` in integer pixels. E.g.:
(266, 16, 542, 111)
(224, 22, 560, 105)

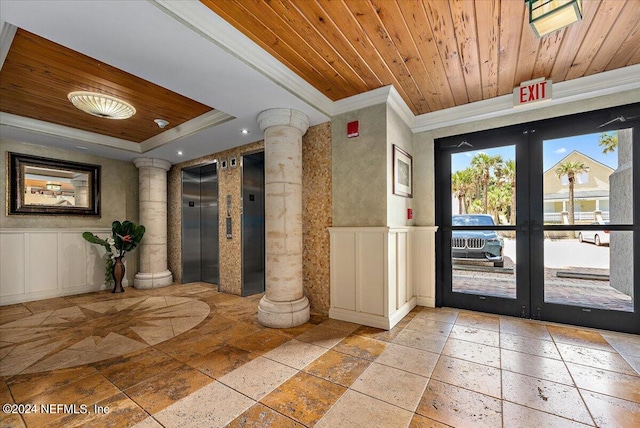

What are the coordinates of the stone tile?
(46, 392, 148, 428)
(154, 381, 254, 427)
(409, 414, 450, 428)
(8, 366, 99, 402)
(319, 318, 361, 333)
(502, 370, 593, 425)
(227, 403, 303, 427)
(21, 373, 121, 427)
(392, 329, 448, 354)
(260, 372, 346, 426)
(441, 337, 500, 368)
(499, 317, 553, 340)
(23, 297, 74, 313)
(581, 389, 640, 428)
(501, 348, 574, 385)
(566, 362, 640, 403)
(455, 311, 500, 331)
(303, 350, 372, 387)
(414, 308, 459, 324)
(351, 362, 428, 411)
(625, 355, 640, 376)
(93, 347, 184, 389)
(316, 390, 413, 428)
(500, 332, 562, 359)
(294, 325, 349, 349)
(547, 325, 614, 352)
(185, 345, 257, 379)
(333, 334, 388, 361)
(502, 401, 592, 428)
(375, 343, 440, 377)
(557, 342, 638, 376)
(218, 356, 297, 401)
(602, 332, 640, 358)
(353, 324, 403, 343)
(132, 417, 164, 428)
(125, 365, 214, 414)
(431, 355, 501, 399)
(416, 379, 502, 428)
(228, 329, 291, 355)
(262, 339, 328, 370)
(448, 324, 499, 347)
(404, 317, 454, 336)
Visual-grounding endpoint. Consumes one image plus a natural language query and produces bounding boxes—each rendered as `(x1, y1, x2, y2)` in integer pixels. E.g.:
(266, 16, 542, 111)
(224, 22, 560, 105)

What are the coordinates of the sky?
(451, 131, 619, 173)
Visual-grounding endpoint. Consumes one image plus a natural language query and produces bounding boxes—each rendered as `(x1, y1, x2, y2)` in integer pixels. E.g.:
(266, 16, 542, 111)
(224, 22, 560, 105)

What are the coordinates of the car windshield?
(452, 215, 496, 226)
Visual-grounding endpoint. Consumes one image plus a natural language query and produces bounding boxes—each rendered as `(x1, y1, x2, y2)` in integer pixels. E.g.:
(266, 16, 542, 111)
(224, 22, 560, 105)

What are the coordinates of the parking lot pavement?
(452, 238, 633, 312)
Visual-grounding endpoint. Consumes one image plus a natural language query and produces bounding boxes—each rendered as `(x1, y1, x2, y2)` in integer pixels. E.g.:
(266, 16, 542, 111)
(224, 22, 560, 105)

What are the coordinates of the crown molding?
(411, 64, 640, 133)
(152, 0, 334, 117)
(139, 109, 234, 152)
(332, 85, 414, 128)
(0, 21, 17, 70)
(0, 112, 140, 152)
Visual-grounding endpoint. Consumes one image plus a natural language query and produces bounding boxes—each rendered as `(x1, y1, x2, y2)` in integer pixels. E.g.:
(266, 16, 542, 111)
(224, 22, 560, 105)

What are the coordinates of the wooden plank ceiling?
(202, 0, 640, 115)
(0, 29, 213, 143)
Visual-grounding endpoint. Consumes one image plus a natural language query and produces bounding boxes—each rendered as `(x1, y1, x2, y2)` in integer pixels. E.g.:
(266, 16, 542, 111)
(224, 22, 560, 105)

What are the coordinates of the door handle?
(531, 220, 542, 231)
(517, 221, 528, 233)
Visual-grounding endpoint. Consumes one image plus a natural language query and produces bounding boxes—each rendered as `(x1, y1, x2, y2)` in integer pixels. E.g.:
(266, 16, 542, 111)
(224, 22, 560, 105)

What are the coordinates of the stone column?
(257, 108, 310, 328)
(133, 157, 173, 289)
(70, 174, 88, 207)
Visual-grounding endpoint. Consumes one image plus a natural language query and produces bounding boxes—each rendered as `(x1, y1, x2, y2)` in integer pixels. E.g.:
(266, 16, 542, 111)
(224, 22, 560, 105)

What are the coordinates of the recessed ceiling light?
(75, 146, 88, 150)
(177, 151, 183, 156)
(68, 91, 136, 119)
(241, 129, 249, 134)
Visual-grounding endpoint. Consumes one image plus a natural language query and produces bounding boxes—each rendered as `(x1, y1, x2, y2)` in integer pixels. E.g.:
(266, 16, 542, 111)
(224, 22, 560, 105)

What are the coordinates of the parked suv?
(452, 214, 504, 268)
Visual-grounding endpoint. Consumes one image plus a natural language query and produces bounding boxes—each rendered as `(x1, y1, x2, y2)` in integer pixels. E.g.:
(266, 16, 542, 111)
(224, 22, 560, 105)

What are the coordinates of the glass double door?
(436, 104, 639, 334)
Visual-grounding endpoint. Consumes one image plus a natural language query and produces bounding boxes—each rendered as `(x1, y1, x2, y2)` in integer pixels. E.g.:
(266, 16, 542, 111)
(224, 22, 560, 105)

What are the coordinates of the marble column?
(257, 108, 310, 328)
(133, 157, 173, 289)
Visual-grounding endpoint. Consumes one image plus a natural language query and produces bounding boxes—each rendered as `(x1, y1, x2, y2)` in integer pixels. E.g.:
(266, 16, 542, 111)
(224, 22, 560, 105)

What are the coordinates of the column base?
(258, 295, 310, 328)
(134, 270, 173, 289)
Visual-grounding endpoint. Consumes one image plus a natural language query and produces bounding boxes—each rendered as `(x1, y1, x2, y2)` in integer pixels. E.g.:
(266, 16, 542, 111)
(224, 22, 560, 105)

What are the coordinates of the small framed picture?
(393, 145, 412, 198)
(220, 158, 227, 170)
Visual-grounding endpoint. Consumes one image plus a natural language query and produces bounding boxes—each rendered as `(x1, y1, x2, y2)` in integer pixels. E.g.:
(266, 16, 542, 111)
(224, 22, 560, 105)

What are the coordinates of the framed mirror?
(8, 152, 101, 216)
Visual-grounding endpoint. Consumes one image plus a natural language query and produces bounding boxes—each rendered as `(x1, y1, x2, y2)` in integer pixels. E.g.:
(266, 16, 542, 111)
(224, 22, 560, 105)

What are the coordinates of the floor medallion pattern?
(0, 296, 210, 376)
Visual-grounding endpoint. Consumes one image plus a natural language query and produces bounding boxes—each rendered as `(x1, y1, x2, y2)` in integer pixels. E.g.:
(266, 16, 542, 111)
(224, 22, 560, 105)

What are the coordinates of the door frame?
(435, 103, 640, 334)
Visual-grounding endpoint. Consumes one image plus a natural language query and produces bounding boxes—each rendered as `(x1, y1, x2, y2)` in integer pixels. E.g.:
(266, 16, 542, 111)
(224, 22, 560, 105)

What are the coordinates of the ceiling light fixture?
(241, 129, 249, 134)
(526, 0, 583, 38)
(67, 91, 136, 119)
(154, 119, 169, 129)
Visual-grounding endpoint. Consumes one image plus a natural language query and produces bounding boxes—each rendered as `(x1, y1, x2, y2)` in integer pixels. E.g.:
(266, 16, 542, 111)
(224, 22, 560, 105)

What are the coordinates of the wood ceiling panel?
(0, 29, 213, 143)
(201, 0, 640, 116)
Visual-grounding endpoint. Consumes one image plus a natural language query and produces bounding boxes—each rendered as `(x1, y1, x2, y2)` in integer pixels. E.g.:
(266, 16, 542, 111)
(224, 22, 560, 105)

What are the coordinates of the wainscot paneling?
(0, 228, 126, 305)
(328, 226, 437, 330)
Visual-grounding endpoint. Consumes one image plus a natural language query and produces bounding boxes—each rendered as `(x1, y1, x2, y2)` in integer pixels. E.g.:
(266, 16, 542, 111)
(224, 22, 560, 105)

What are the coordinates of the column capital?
(133, 157, 172, 171)
(258, 108, 309, 135)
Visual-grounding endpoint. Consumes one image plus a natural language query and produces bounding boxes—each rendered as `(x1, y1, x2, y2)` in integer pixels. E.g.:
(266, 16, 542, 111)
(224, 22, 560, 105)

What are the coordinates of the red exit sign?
(513, 77, 552, 107)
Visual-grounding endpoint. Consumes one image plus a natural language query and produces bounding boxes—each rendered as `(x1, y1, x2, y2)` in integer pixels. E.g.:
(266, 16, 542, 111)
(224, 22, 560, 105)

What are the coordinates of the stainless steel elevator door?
(181, 164, 219, 286)
(242, 152, 265, 296)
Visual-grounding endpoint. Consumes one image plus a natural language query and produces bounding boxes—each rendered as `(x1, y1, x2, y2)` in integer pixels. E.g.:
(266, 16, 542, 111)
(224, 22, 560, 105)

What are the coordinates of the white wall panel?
(0, 228, 111, 304)
(358, 232, 385, 316)
(331, 232, 356, 311)
(0, 232, 25, 297)
(28, 232, 58, 293)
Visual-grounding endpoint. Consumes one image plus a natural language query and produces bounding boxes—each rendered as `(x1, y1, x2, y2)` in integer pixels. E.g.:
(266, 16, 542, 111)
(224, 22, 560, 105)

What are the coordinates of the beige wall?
(168, 122, 332, 314)
(1, 139, 140, 282)
(332, 104, 388, 226)
(387, 105, 415, 227)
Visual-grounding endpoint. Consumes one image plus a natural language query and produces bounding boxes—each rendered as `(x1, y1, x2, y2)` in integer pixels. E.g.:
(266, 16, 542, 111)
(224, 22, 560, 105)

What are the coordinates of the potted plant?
(83, 220, 145, 293)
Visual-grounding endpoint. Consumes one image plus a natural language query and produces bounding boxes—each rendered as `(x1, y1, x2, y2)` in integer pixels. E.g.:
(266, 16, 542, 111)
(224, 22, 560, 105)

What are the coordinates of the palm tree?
(502, 160, 516, 224)
(451, 168, 474, 214)
(555, 161, 588, 225)
(471, 153, 503, 214)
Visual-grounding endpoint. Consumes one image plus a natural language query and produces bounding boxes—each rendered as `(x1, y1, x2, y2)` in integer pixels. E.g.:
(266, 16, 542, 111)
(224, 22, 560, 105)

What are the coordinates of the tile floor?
(1, 283, 639, 427)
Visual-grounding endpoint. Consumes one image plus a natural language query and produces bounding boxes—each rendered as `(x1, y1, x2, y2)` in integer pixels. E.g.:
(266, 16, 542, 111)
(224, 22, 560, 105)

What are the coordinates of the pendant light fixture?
(526, 0, 583, 38)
